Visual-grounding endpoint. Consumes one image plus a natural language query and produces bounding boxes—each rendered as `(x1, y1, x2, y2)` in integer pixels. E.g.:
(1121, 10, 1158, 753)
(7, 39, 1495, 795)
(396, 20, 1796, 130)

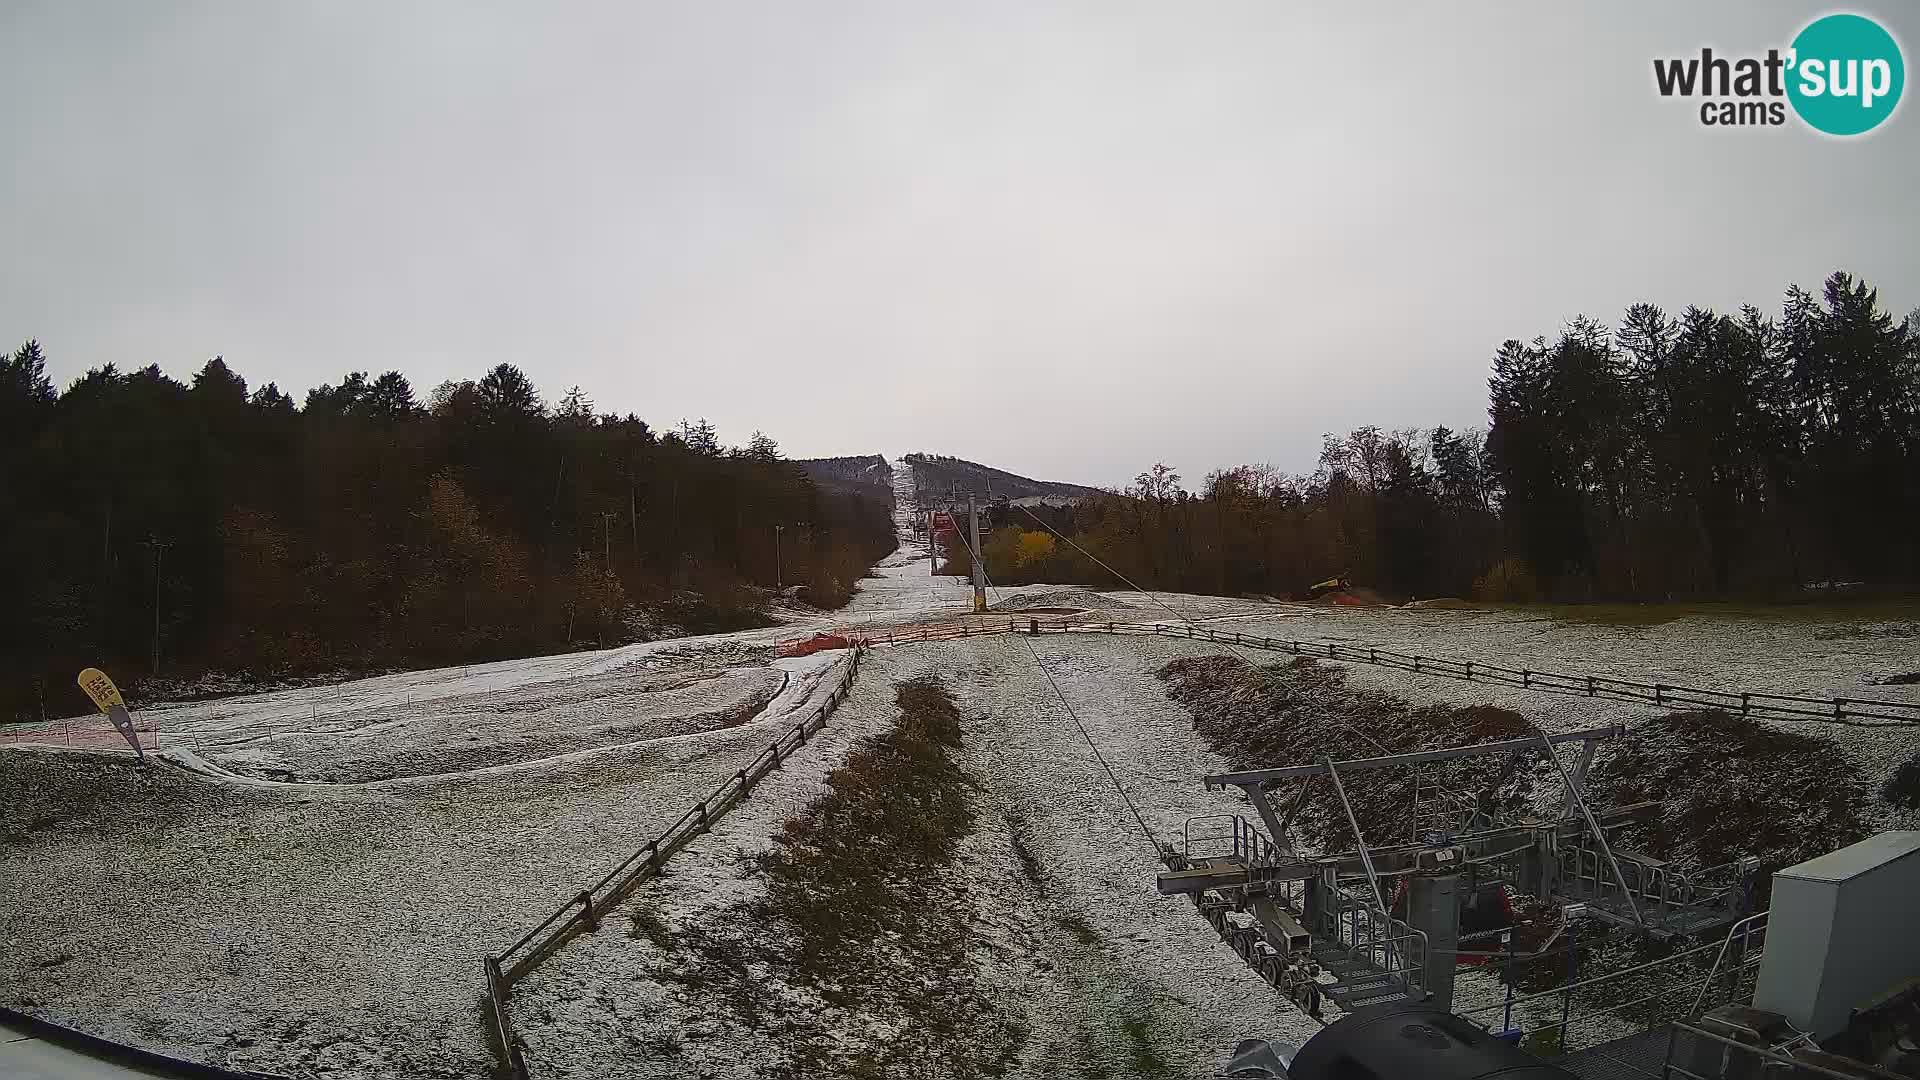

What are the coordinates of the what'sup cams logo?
(1654, 12, 1904, 135)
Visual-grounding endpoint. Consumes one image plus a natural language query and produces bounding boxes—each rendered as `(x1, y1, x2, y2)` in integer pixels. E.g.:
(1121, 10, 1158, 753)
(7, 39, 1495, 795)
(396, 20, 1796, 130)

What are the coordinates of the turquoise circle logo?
(1787, 13, 1904, 135)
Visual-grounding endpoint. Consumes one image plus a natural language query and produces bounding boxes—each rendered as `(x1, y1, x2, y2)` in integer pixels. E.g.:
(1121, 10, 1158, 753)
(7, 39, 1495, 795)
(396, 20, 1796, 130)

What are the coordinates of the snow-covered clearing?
(4, 452, 1917, 1077)
(0, 647, 855, 1078)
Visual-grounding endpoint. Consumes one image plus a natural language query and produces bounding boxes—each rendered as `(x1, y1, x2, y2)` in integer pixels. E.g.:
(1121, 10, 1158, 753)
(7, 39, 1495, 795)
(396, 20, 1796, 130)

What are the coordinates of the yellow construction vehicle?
(1306, 573, 1351, 600)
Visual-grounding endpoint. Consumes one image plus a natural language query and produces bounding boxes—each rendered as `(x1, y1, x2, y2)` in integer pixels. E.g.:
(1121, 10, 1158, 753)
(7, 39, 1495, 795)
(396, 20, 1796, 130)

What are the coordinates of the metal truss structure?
(1157, 725, 1763, 1017)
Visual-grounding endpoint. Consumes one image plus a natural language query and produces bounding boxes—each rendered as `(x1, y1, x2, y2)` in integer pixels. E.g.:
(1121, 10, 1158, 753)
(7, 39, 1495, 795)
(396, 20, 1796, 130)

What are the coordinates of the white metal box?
(1752, 830, 1920, 1039)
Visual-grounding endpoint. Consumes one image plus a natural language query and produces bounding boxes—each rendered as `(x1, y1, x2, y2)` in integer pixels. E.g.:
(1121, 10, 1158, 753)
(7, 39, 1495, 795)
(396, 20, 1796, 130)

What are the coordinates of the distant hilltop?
(794, 455, 894, 502)
(902, 452, 1105, 504)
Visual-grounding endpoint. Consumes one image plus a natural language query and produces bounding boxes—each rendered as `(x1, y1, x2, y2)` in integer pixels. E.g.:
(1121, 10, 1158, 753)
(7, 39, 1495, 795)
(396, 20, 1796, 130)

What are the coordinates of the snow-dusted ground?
(1189, 605, 1920, 808)
(5, 453, 1918, 1078)
(837, 456, 978, 619)
(0, 648, 856, 1078)
(511, 634, 1324, 1079)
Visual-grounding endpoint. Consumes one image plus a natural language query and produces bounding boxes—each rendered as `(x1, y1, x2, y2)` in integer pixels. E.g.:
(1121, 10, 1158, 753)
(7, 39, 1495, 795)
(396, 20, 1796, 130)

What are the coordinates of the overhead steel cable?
(1014, 502, 1393, 757)
(947, 513, 1163, 857)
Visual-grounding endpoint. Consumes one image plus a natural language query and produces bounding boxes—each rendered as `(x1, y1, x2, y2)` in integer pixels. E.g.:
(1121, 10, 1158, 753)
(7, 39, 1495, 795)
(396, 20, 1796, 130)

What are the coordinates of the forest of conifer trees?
(960, 272, 1919, 604)
(6, 271, 1916, 718)
(0, 354, 894, 717)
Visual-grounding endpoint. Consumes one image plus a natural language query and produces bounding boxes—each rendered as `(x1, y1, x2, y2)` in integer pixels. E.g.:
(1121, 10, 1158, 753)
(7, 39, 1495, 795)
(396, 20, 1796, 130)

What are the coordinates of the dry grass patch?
(635, 677, 1027, 1079)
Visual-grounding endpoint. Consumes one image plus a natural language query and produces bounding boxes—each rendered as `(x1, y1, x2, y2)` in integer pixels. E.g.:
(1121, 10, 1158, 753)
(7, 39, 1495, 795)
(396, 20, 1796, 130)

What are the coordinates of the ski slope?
(3, 454, 1917, 1078)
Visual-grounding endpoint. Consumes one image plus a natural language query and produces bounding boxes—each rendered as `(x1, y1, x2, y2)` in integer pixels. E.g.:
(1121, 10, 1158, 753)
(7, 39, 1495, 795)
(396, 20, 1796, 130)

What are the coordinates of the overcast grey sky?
(3, 2, 1915, 488)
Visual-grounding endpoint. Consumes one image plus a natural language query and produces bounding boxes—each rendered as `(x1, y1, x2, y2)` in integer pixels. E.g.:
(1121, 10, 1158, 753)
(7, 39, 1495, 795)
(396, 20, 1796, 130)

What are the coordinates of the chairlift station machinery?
(1157, 724, 1764, 1018)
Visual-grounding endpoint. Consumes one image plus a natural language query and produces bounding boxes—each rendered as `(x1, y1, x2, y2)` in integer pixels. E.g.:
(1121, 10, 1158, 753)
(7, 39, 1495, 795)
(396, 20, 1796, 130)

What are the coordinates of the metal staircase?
(1171, 816, 1429, 1016)
(1313, 882, 1431, 1011)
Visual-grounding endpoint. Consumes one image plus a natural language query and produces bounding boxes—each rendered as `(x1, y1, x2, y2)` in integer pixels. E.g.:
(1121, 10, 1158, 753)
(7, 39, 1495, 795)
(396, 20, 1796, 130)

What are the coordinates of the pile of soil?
(1161, 654, 1881, 884)
(1309, 587, 1391, 608)
(1157, 655, 1537, 851)
(1586, 710, 1872, 874)
(990, 588, 1132, 612)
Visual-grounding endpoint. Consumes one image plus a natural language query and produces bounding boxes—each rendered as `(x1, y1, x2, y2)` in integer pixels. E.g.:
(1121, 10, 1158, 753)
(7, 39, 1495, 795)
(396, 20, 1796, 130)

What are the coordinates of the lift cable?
(947, 518, 1163, 857)
(1013, 503, 1394, 757)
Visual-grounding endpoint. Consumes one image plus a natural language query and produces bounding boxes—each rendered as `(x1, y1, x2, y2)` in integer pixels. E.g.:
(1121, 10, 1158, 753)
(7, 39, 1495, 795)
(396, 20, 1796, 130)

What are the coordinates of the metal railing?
(1660, 1020, 1883, 1080)
(1182, 813, 1276, 865)
(1459, 935, 1732, 1054)
(866, 617, 1920, 728)
(1325, 882, 1432, 1002)
(1557, 842, 1752, 926)
(481, 645, 867, 1080)
(1687, 912, 1768, 1017)
(1453, 909, 1771, 1057)
(1177, 816, 1427, 1013)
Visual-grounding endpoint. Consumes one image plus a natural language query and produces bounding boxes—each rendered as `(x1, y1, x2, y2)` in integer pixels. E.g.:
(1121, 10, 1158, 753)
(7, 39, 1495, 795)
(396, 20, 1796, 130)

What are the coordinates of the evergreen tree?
(365, 371, 418, 417)
(477, 363, 543, 420)
(0, 339, 56, 449)
(745, 431, 780, 461)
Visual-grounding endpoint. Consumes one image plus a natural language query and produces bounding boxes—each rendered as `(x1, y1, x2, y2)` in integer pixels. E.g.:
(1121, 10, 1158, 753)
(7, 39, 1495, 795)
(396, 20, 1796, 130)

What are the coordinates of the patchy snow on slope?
(511, 638, 1323, 1079)
(6, 471, 1917, 1080)
(1193, 605, 1920, 802)
(838, 457, 979, 618)
(0, 649, 855, 1079)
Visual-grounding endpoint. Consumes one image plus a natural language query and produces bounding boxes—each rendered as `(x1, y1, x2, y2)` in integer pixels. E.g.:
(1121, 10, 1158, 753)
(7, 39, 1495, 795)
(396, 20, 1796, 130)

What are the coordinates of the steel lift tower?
(1158, 725, 1764, 1018)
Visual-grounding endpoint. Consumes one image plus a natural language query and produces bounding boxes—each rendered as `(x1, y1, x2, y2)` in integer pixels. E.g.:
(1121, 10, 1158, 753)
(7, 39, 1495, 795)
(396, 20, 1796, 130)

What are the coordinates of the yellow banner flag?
(77, 667, 125, 712)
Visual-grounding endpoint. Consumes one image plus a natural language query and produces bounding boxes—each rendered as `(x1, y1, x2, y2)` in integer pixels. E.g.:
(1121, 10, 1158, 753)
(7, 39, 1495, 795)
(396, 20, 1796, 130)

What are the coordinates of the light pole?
(143, 536, 171, 676)
(774, 524, 785, 589)
(968, 492, 986, 613)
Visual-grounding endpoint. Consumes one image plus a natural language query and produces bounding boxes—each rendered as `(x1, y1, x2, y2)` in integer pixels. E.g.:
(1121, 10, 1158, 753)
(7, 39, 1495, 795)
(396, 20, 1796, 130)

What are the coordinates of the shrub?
(1474, 558, 1540, 603)
(1885, 751, 1920, 812)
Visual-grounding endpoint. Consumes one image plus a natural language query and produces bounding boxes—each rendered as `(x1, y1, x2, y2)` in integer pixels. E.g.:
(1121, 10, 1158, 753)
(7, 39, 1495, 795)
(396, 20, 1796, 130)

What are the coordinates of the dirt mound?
(1885, 751, 1920, 812)
(1159, 654, 1878, 889)
(990, 588, 1131, 612)
(1310, 588, 1390, 607)
(1157, 655, 1535, 850)
(1586, 710, 1871, 874)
